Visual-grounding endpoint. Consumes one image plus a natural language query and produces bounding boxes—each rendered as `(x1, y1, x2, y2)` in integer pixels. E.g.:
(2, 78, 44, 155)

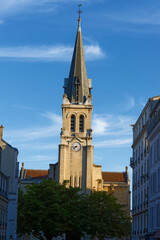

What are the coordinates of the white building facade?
(131, 96, 160, 240)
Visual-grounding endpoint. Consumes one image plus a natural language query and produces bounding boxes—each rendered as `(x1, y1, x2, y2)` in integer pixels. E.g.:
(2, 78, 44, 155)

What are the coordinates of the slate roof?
(65, 19, 89, 103)
(102, 172, 128, 183)
(23, 169, 48, 180)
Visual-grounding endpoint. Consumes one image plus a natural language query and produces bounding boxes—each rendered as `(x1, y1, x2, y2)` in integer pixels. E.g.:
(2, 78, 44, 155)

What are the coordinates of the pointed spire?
(64, 12, 91, 104)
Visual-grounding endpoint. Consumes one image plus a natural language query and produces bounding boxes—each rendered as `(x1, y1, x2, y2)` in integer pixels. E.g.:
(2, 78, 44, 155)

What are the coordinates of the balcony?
(130, 157, 134, 168)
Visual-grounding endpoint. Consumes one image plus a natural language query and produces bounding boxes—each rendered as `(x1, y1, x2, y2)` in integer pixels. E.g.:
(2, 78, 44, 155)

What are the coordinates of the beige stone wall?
(0, 141, 18, 193)
(92, 165, 103, 191)
(103, 183, 130, 216)
(58, 103, 93, 193)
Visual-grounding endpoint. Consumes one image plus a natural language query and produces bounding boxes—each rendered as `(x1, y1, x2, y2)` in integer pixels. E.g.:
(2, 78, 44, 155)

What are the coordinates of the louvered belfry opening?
(71, 115, 76, 132)
(79, 115, 84, 132)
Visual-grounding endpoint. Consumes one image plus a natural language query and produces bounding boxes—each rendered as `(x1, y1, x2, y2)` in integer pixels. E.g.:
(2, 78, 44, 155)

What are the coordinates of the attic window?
(27, 175, 31, 179)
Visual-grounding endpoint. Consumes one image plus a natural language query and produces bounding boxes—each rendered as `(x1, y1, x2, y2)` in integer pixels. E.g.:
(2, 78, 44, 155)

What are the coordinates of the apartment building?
(147, 99, 160, 238)
(130, 96, 160, 240)
(0, 125, 19, 240)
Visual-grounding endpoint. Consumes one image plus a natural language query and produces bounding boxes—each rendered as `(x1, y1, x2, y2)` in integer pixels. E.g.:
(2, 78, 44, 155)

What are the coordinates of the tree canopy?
(17, 180, 131, 240)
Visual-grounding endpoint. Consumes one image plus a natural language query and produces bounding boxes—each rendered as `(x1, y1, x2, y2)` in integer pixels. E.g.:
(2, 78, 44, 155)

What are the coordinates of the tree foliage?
(83, 191, 131, 240)
(17, 180, 131, 240)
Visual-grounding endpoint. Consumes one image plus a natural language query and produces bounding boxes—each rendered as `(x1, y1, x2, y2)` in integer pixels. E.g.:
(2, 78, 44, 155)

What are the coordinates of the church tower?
(58, 15, 93, 193)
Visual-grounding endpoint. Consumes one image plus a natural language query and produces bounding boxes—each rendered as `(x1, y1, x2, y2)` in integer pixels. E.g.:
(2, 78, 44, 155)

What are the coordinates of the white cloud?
(84, 45, 105, 60)
(105, 8, 160, 26)
(94, 138, 132, 148)
(92, 116, 109, 135)
(125, 96, 135, 111)
(0, 0, 87, 17)
(92, 114, 135, 136)
(5, 112, 62, 143)
(139, 97, 146, 107)
(20, 154, 56, 162)
(0, 44, 105, 61)
(18, 143, 58, 150)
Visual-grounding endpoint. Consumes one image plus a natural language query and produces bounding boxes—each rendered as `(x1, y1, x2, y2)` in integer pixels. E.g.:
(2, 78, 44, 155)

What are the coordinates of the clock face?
(72, 142, 81, 152)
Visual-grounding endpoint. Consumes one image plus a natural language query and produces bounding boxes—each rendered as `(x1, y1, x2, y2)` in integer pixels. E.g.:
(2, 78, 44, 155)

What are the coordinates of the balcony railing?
(130, 157, 135, 168)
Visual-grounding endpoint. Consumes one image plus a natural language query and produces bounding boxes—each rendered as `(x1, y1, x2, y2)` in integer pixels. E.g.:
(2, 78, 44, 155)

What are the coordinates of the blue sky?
(0, 0, 160, 178)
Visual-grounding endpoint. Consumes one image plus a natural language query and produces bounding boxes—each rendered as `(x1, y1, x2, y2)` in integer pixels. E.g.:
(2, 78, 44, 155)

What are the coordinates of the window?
(158, 169, 160, 191)
(79, 115, 84, 132)
(153, 172, 157, 193)
(157, 204, 160, 227)
(157, 138, 160, 160)
(71, 115, 75, 132)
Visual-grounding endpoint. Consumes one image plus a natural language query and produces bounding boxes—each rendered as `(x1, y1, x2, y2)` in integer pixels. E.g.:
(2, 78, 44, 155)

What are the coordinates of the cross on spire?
(77, 4, 82, 21)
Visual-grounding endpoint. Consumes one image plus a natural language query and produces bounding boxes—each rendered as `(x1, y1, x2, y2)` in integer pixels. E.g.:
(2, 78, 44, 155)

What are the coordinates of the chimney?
(0, 125, 4, 140)
(125, 166, 130, 185)
(20, 162, 25, 179)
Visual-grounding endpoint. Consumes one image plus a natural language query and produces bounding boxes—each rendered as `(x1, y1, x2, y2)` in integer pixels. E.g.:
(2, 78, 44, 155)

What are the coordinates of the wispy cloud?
(0, 44, 105, 61)
(18, 143, 58, 150)
(105, 8, 160, 26)
(0, 0, 87, 17)
(124, 96, 135, 111)
(92, 114, 135, 136)
(20, 154, 56, 162)
(139, 97, 146, 107)
(12, 105, 39, 111)
(94, 138, 132, 148)
(5, 112, 62, 143)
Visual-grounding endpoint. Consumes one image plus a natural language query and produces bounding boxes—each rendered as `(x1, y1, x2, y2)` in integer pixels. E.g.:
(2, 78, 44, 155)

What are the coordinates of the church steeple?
(64, 15, 92, 104)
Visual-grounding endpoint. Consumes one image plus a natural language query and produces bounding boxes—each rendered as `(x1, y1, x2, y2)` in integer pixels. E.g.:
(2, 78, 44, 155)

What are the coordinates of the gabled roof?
(65, 19, 89, 104)
(1, 139, 18, 152)
(102, 171, 128, 183)
(22, 169, 48, 180)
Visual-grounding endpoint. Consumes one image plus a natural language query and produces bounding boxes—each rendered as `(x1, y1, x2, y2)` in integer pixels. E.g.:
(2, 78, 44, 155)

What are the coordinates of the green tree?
(17, 180, 67, 240)
(17, 180, 131, 240)
(17, 180, 84, 240)
(83, 191, 131, 240)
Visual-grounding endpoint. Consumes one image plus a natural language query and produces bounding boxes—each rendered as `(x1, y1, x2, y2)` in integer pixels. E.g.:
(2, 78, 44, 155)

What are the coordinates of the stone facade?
(0, 125, 19, 240)
(147, 99, 160, 238)
(49, 17, 130, 217)
(130, 96, 160, 240)
(0, 170, 9, 240)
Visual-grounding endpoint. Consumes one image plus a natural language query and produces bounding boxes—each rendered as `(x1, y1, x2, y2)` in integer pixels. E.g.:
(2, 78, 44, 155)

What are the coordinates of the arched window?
(79, 115, 84, 132)
(71, 115, 75, 132)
